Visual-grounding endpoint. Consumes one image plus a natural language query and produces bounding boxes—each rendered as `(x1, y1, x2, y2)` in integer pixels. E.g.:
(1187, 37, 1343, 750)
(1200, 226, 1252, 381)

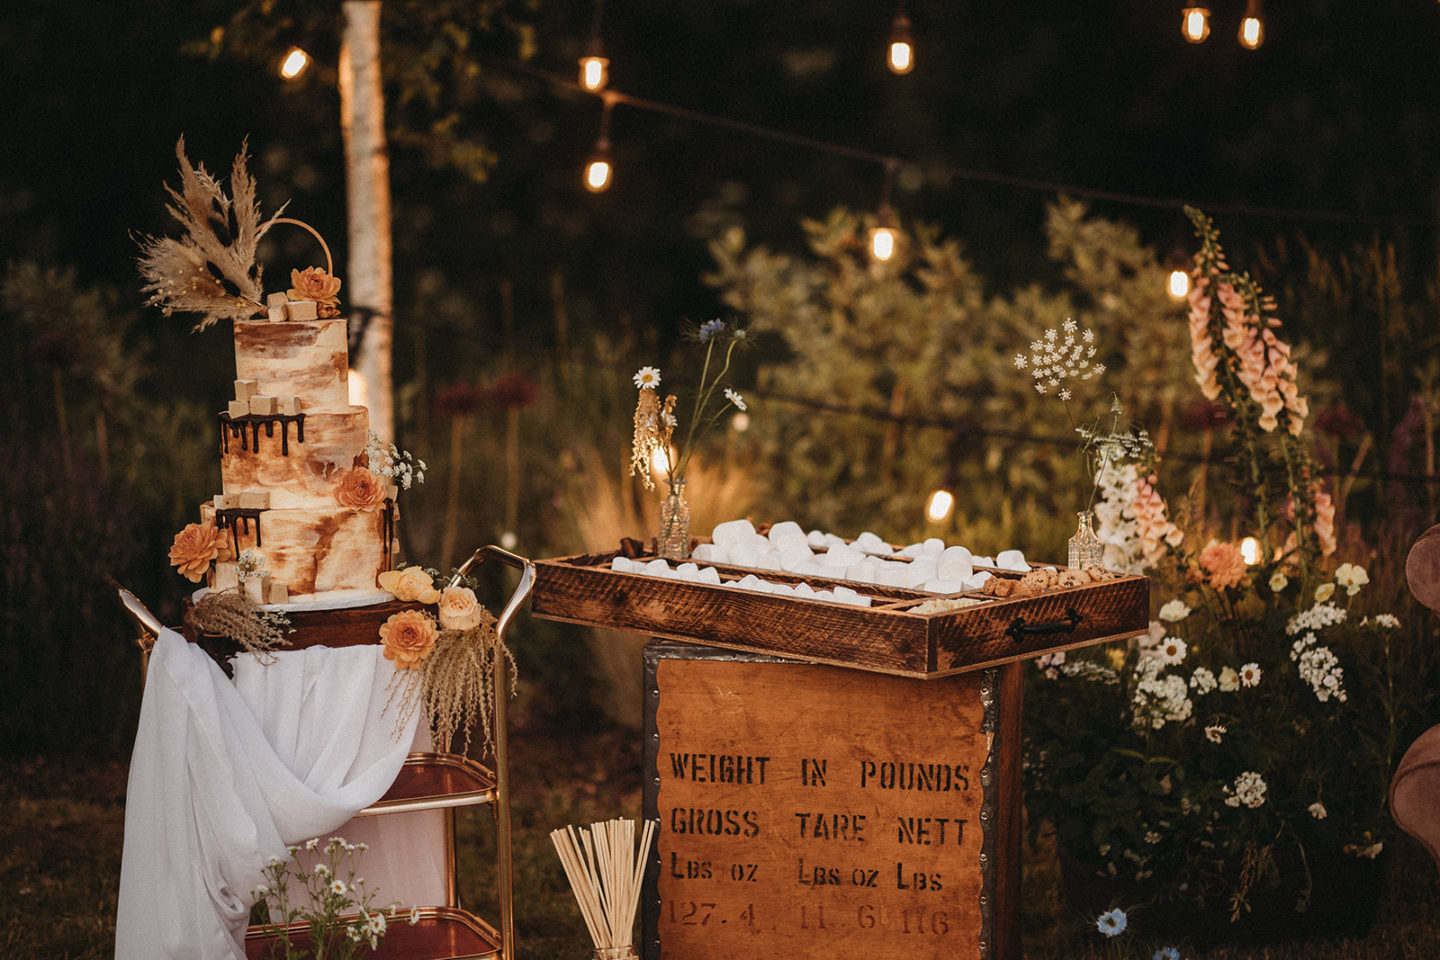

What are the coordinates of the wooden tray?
(531, 549, 1149, 678)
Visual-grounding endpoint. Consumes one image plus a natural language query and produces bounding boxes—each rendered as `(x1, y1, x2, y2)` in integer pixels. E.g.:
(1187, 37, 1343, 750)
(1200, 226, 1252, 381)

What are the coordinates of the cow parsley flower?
(1224, 771, 1268, 808)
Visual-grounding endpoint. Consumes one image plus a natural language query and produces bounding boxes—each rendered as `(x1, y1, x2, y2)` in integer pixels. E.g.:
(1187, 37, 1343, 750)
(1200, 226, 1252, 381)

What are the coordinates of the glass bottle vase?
(658, 478, 691, 559)
(1067, 510, 1104, 570)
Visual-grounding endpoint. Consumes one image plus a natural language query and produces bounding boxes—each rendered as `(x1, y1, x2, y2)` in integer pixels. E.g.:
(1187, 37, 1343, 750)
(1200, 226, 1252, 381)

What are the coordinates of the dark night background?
(3, 0, 1438, 351)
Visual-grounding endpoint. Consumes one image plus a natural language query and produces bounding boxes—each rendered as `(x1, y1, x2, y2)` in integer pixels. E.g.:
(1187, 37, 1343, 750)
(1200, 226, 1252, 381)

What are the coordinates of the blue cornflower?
(1096, 907, 1127, 937)
(1153, 948, 1181, 960)
(698, 318, 726, 343)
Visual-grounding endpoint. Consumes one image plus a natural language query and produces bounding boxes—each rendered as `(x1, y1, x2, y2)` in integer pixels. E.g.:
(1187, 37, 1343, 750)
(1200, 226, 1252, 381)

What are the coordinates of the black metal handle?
(1006, 606, 1083, 642)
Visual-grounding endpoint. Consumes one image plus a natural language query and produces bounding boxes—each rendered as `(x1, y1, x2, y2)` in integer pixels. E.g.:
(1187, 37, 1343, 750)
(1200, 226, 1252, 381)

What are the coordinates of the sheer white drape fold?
(116, 628, 420, 960)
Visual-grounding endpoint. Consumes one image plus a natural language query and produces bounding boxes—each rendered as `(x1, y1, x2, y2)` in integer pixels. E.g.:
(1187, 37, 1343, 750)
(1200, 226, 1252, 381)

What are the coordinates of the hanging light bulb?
(870, 161, 899, 262)
(584, 97, 615, 193)
(1238, 0, 1265, 49)
(926, 489, 955, 523)
(580, 0, 610, 91)
(279, 46, 311, 80)
(579, 38, 609, 91)
(1240, 536, 1263, 565)
(1168, 269, 1191, 299)
(1181, 5, 1211, 43)
(584, 138, 612, 193)
(888, 5, 915, 75)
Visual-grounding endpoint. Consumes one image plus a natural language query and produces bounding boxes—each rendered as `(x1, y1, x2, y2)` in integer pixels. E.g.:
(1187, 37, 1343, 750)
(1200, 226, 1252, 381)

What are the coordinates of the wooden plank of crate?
(532, 557, 938, 676)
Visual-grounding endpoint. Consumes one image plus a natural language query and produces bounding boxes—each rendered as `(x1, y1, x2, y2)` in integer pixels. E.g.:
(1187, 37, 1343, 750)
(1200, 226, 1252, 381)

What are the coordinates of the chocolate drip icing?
(382, 497, 396, 553)
(215, 507, 266, 554)
(218, 412, 307, 456)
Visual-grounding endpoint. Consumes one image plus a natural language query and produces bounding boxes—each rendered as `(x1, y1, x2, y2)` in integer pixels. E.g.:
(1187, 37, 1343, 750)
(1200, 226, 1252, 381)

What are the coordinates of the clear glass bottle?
(1068, 510, 1104, 570)
(658, 478, 691, 559)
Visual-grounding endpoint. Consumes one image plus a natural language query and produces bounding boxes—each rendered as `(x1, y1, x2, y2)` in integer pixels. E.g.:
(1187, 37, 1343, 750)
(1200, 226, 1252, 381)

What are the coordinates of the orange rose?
(170, 522, 224, 583)
(378, 565, 441, 604)
(437, 586, 483, 631)
(379, 609, 437, 670)
(288, 267, 342, 318)
(336, 466, 387, 509)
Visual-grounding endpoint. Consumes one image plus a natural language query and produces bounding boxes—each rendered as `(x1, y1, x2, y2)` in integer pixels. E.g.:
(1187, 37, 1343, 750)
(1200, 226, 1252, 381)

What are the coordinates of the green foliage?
(705, 199, 1195, 556)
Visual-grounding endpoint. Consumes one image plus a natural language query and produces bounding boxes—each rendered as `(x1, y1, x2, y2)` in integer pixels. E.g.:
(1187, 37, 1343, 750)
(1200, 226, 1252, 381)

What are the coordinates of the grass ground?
(6, 721, 1439, 960)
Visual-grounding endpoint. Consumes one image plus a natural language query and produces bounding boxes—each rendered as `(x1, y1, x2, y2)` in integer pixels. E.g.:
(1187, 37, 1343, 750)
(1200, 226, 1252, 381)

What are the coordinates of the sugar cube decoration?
(285, 299, 319, 322)
(212, 561, 239, 592)
(236, 491, 270, 510)
(278, 396, 303, 416)
(243, 575, 271, 605)
(267, 580, 289, 604)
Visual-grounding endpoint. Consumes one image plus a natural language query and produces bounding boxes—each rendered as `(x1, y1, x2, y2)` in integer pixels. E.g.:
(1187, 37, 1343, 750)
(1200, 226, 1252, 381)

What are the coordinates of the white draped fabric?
(115, 628, 427, 960)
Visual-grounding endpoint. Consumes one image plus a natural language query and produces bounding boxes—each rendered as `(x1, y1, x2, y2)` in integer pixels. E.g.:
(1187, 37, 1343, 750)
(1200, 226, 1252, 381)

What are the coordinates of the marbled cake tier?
(202, 500, 391, 596)
(233, 318, 350, 413)
(220, 408, 371, 509)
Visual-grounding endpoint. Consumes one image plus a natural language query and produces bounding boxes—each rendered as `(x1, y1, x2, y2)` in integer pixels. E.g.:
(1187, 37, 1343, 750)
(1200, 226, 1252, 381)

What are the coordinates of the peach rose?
(336, 466, 387, 509)
(437, 586, 483, 631)
(170, 522, 225, 583)
(1200, 540, 1248, 591)
(379, 609, 437, 670)
(378, 565, 441, 604)
(288, 267, 342, 318)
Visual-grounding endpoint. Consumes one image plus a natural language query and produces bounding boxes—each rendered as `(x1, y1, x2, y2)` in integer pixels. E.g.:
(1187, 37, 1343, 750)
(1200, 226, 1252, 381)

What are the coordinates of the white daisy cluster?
(1290, 631, 1347, 703)
(1132, 660, 1193, 730)
(1189, 666, 1217, 694)
(1286, 600, 1346, 636)
(1013, 318, 1105, 398)
(364, 432, 427, 489)
(1224, 770, 1268, 809)
(1059, 659, 1121, 685)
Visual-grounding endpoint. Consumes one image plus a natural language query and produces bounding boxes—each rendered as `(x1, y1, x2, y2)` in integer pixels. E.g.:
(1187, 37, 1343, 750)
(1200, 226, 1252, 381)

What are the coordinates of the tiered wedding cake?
(194, 313, 394, 603)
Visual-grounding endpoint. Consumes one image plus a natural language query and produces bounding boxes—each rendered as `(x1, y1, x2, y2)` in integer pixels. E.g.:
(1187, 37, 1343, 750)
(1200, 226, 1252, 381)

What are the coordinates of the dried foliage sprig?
(384, 609, 514, 756)
(137, 136, 283, 331)
(185, 589, 292, 662)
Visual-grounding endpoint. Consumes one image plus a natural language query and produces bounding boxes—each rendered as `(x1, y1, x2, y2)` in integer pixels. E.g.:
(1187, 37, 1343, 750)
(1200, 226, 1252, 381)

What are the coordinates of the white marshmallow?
(645, 558, 673, 577)
(965, 571, 993, 590)
(753, 551, 783, 572)
(997, 549, 1028, 571)
(905, 558, 939, 587)
(779, 542, 817, 572)
(921, 537, 945, 556)
(712, 519, 757, 551)
(844, 559, 881, 584)
(793, 581, 816, 598)
(854, 531, 894, 555)
(691, 543, 717, 562)
(820, 543, 864, 567)
(768, 520, 805, 542)
(676, 562, 701, 581)
(899, 542, 925, 558)
(923, 578, 966, 594)
(807, 529, 829, 548)
(610, 557, 633, 573)
(728, 542, 760, 568)
(770, 582, 795, 597)
(814, 589, 835, 602)
(698, 566, 722, 585)
(875, 561, 911, 588)
(735, 574, 764, 591)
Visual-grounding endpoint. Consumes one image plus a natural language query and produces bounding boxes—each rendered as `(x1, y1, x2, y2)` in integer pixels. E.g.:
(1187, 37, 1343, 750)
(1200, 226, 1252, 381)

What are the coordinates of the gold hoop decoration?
(270, 217, 335, 277)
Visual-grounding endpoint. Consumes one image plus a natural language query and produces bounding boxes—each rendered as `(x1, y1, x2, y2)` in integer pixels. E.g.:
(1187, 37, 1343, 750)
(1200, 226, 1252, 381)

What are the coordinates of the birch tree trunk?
(339, 0, 395, 442)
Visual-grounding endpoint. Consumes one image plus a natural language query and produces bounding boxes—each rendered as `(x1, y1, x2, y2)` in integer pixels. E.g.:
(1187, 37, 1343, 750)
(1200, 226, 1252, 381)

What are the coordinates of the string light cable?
(500, 59, 1427, 229)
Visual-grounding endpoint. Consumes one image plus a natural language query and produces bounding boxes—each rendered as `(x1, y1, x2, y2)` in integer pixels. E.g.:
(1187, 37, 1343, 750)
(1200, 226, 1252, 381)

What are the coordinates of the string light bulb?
(580, 0, 609, 91)
(579, 38, 609, 91)
(926, 489, 955, 523)
(1238, 0, 1265, 49)
(888, 5, 915, 75)
(1166, 247, 1191, 299)
(584, 96, 615, 193)
(1240, 536, 1263, 565)
(1181, 5, 1211, 43)
(279, 46, 311, 80)
(870, 161, 899, 262)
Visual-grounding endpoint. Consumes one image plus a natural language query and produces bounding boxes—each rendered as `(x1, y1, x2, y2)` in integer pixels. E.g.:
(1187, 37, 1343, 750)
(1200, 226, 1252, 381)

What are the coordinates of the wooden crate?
(531, 550, 1149, 678)
(641, 641, 1024, 960)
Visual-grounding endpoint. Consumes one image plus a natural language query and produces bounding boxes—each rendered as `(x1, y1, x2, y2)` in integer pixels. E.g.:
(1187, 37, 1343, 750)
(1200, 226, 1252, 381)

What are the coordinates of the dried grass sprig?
(384, 608, 515, 755)
(137, 136, 284, 331)
(185, 589, 292, 662)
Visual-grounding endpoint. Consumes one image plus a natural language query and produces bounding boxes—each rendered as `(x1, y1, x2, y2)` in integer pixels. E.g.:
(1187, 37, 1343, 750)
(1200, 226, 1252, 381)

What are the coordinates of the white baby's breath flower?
(1014, 354, 1027, 369)
(1189, 666, 1217, 694)
(1363, 613, 1400, 629)
(1158, 599, 1191, 622)
(1224, 771, 1268, 809)
(1058, 388, 1072, 401)
(633, 366, 661, 390)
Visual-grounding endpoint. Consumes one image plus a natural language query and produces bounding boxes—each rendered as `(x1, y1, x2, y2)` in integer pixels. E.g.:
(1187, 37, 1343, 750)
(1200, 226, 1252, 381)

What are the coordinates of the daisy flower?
(633, 366, 662, 390)
(331, 880, 347, 895)
(1096, 907, 1127, 937)
(724, 387, 747, 411)
(1239, 662, 1262, 687)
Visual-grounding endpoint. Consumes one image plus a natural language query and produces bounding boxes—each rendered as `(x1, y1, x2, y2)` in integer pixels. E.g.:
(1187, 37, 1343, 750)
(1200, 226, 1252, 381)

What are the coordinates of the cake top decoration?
(137, 136, 340, 330)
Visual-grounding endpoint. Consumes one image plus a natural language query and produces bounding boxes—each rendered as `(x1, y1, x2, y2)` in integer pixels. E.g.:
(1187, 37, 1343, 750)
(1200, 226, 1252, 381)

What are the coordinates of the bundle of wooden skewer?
(549, 818, 657, 958)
